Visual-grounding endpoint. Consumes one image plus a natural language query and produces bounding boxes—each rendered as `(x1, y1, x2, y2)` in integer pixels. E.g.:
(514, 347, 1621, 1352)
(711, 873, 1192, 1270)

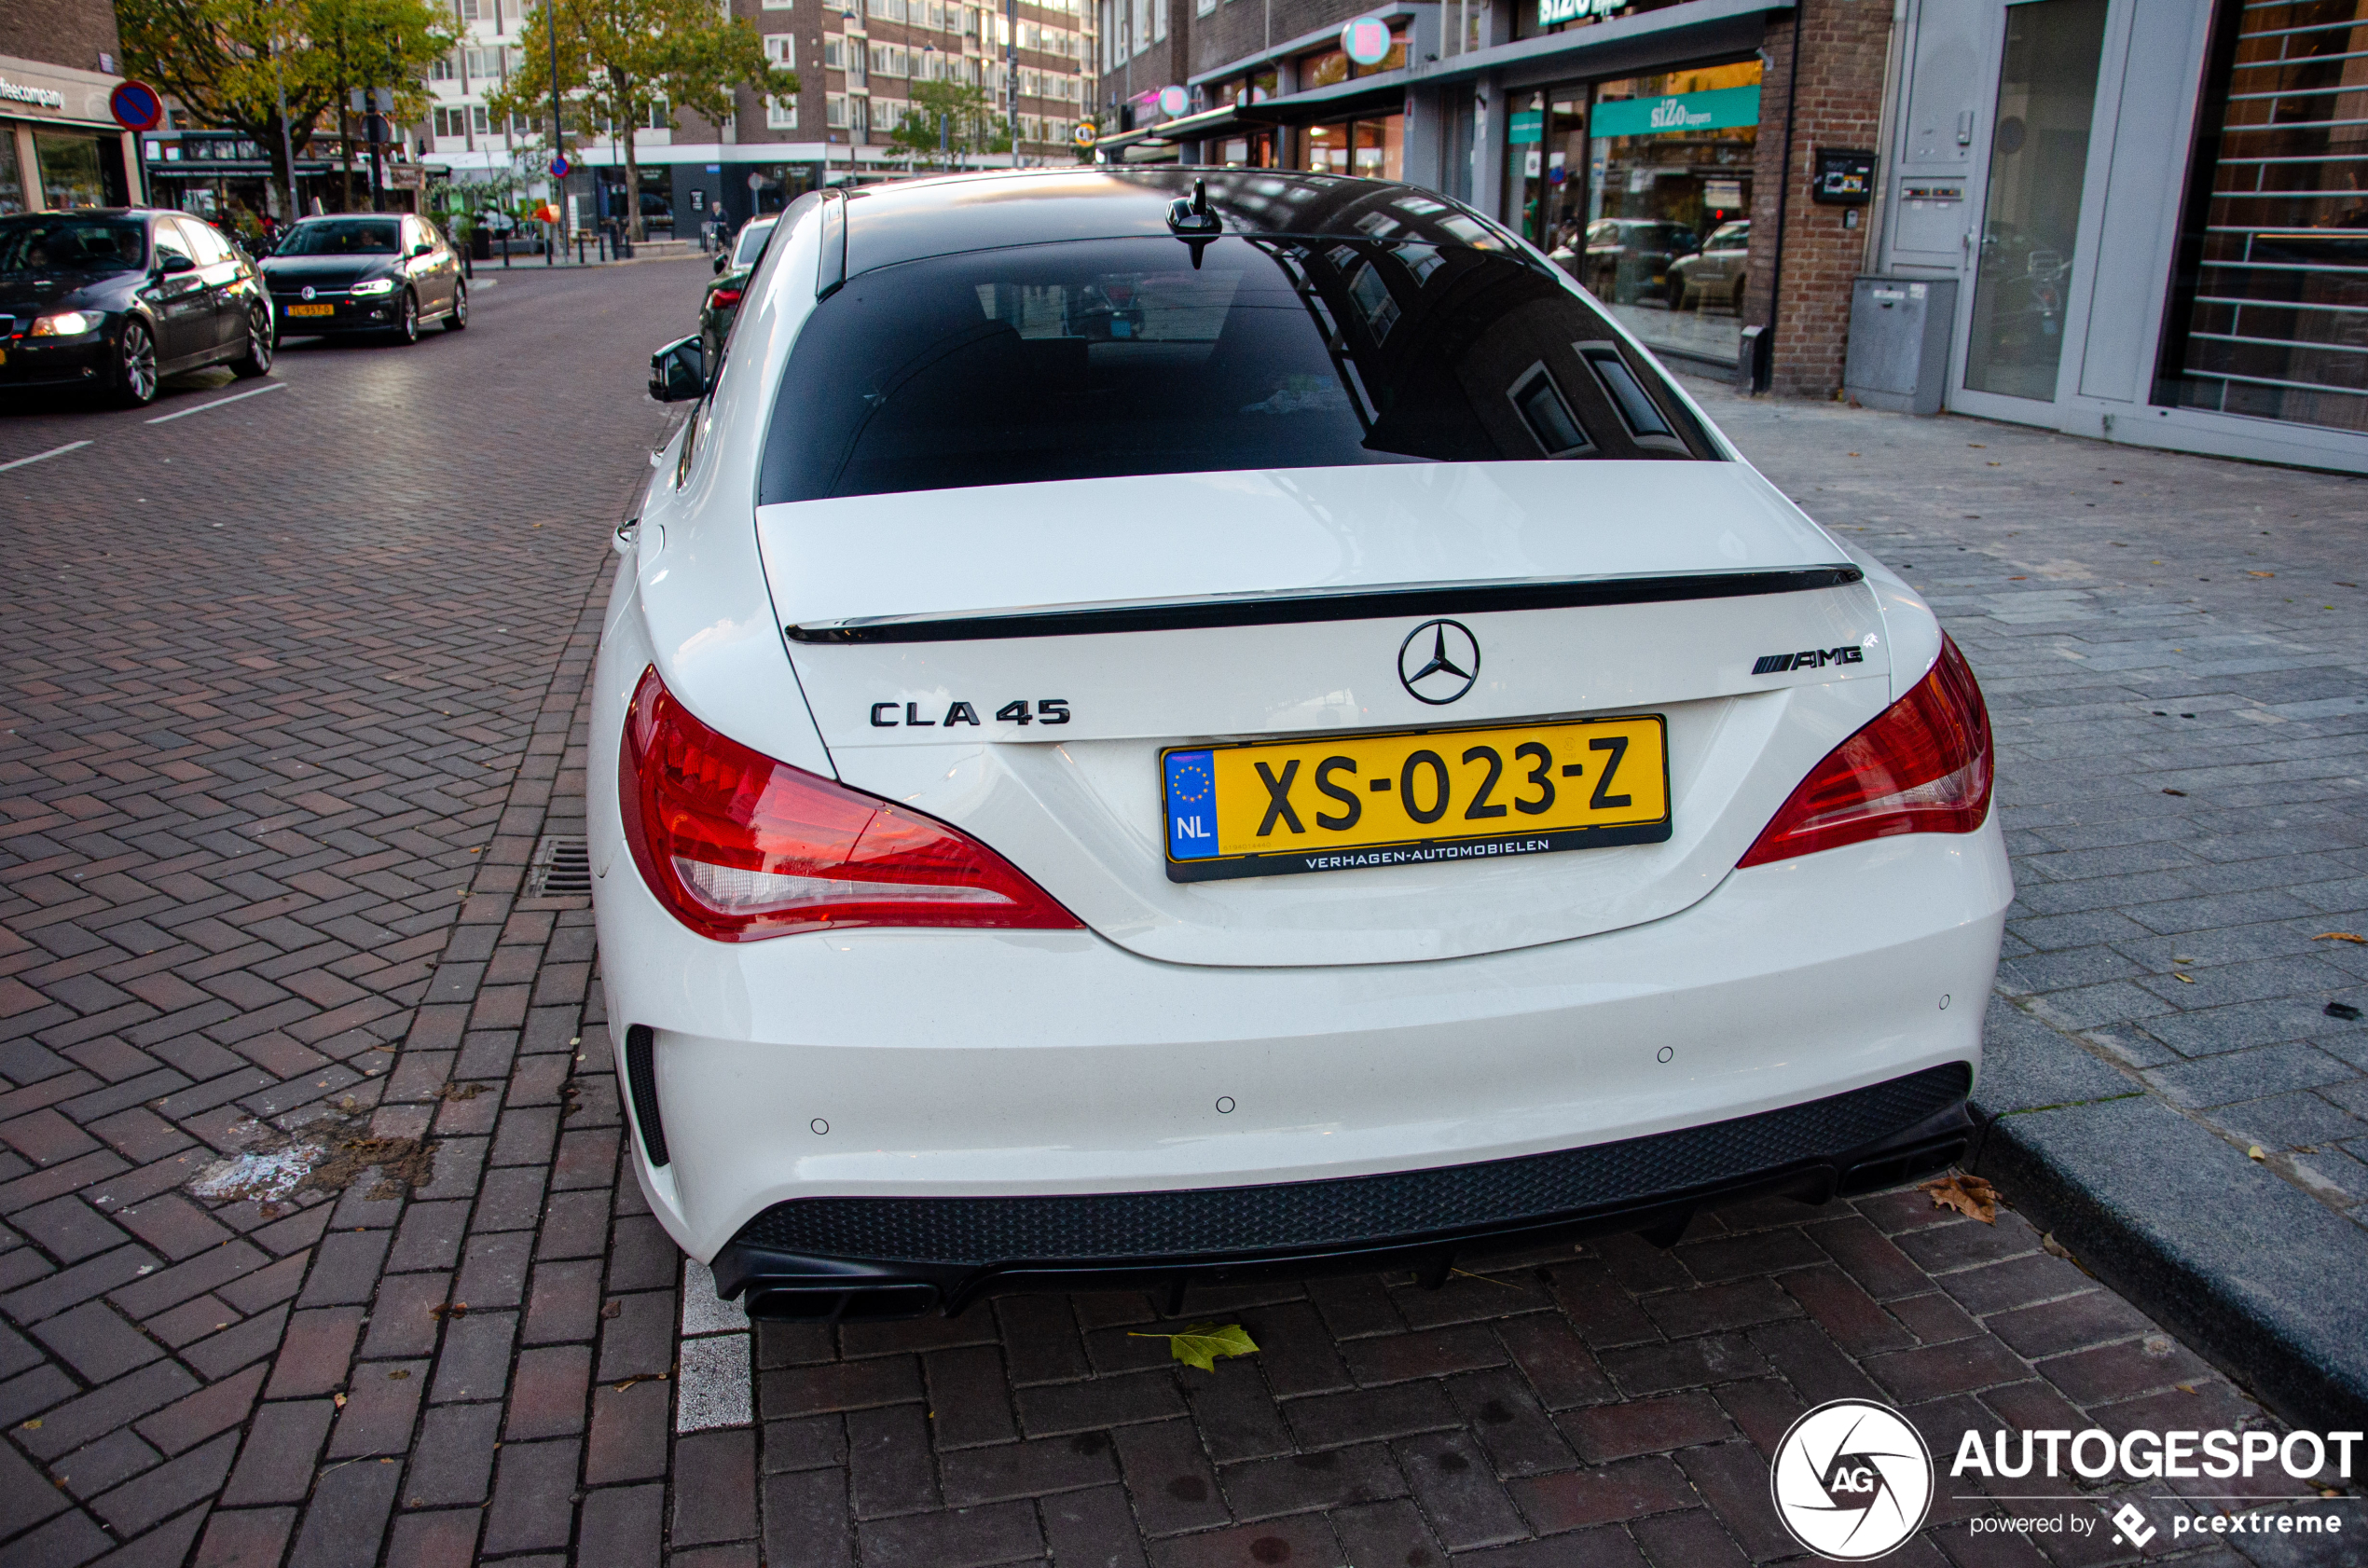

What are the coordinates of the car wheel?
(229, 309, 275, 378)
(112, 320, 158, 407)
(444, 281, 469, 331)
(391, 291, 419, 345)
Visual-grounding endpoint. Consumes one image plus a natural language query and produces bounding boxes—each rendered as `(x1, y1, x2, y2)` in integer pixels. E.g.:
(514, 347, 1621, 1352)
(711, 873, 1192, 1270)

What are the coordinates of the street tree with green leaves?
(117, 0, 456, 213)
(487, 0, 794, 241)
(887, 78, 1012, 166)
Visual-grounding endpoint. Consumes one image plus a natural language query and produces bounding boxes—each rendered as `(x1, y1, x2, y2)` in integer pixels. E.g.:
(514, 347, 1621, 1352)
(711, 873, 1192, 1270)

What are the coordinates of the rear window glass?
(759, 233, 1714, 504)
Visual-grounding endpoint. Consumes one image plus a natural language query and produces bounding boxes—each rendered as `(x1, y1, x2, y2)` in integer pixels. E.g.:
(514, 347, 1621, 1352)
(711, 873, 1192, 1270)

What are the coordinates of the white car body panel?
(591, 170, 2010, 1287)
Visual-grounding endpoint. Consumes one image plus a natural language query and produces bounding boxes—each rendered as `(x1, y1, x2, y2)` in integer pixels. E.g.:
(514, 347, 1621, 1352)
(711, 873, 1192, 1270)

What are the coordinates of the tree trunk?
(621, 89, 643, 242)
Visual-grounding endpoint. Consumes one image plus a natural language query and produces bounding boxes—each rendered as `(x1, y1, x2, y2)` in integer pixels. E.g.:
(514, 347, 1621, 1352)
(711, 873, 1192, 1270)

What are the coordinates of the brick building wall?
(1098, 0, 1187, 121)
(1742, 0, 1892, 398)
(0, 0, 118, 73)
(1185, 0, 1357, 84)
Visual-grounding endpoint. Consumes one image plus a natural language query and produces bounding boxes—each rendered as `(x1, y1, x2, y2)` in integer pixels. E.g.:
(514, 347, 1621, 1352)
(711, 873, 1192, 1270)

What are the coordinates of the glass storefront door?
(1962, 0, 2110, 400)
(1505, 93, 1589, 252)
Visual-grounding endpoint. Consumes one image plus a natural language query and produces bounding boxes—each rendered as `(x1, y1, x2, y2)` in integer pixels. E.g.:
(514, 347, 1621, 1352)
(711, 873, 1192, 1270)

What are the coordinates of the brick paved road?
(0, 266, 2352, 1568)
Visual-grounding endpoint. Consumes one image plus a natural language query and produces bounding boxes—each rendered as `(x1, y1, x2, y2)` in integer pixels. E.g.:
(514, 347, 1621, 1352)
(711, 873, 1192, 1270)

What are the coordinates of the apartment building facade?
(412, 0, 1095, 231)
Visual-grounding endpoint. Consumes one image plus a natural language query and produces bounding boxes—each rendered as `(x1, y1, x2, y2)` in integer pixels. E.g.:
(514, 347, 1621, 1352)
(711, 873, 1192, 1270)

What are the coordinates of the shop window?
(33, 131, 121, 210)
(1510, 61, 1755, 369)
(2153, 0, 2368, 433)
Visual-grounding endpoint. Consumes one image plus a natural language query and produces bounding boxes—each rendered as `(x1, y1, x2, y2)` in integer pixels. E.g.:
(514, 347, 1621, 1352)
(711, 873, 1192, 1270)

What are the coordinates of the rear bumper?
(712, 1065, 1975, 1319)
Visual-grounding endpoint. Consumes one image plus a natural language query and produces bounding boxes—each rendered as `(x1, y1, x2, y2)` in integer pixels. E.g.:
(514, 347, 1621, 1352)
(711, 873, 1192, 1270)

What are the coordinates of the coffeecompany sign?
(0, 76, 71, 112)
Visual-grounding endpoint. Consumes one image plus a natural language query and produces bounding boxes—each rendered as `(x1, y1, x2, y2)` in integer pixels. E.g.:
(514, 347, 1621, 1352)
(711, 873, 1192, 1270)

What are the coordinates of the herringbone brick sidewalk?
(0, 262, 693, 1566)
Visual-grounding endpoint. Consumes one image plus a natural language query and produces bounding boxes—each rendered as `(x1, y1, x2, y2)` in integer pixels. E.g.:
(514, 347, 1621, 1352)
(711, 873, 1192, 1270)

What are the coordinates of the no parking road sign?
(110, 80, 163, 132)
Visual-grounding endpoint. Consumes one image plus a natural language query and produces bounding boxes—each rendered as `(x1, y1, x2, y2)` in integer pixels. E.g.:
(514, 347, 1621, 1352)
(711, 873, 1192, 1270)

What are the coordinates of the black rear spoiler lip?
(783, 565, 1865, 645)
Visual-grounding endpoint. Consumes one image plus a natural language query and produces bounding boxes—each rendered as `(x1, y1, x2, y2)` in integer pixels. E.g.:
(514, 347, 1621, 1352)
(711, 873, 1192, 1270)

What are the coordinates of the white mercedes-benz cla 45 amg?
(600, 169, 2010, 1321)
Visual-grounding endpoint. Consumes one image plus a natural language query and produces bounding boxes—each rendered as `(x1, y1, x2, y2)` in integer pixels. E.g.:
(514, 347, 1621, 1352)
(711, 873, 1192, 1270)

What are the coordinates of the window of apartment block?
(460, 0, 482, 19)
(764, 33, 796, 66)
(827, 92, 851, 126)
(870, 42, 907, 76)
(1152, 0, 1165, 42)
(433, 52, 457, 80)
(472, 104, 490, 134)
(868, 0, 905, 21)
(763, 0, 792, 10)
(767, 96, 798, 128)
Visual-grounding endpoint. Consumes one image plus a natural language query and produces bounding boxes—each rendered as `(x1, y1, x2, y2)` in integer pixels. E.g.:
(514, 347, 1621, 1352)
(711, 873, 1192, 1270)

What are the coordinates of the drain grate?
(526, 835, 593, 898)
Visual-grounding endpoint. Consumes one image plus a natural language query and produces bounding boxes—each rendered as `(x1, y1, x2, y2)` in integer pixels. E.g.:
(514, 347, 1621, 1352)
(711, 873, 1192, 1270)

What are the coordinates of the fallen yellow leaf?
(2248, 1146, 2266, 1162)
(2313, 932, 2366, 945)
(1127, 1321, 1260, 1373)
(1918, 1173, 1997, 1224)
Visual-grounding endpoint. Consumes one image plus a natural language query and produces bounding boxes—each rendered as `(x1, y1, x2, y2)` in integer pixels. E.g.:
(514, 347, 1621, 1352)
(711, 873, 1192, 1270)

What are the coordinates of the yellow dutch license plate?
(1162, 715, 1671, 882)
(287, 303, 335, 318)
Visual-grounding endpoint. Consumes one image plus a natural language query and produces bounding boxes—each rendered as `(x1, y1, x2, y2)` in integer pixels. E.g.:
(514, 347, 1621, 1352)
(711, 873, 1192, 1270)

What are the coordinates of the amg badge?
(1754, 646, 1865, 675)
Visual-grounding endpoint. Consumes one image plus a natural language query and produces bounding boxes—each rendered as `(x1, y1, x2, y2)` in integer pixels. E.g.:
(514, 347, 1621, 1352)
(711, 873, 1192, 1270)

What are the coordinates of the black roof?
(838, 167, 1527, 280)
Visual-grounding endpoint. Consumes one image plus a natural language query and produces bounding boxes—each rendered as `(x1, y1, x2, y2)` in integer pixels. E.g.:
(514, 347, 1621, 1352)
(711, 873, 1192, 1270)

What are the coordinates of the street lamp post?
(547, 0, 563, 266)
(271, 40, 299, 223)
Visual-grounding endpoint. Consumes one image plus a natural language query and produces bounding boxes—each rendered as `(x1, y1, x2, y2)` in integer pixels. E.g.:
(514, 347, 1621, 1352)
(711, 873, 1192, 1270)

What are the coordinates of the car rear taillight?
(709, 286, 742, 309)
(619, 666, 1081, 942)
(1738, 635, 1993, 868)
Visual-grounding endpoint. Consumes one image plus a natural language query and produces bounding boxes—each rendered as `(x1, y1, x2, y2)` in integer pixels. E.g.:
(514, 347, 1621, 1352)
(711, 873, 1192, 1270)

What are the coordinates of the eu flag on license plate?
(1164, 750, 1218, 860)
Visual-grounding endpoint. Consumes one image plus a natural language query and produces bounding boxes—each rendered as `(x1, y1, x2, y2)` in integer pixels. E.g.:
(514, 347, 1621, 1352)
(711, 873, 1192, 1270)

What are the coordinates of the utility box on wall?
(1844, 275, 1958, 416)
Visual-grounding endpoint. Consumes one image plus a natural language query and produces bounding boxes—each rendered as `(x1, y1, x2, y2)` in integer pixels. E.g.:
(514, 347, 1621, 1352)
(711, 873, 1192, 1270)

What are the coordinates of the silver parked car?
(1670, 219, 1749, 311)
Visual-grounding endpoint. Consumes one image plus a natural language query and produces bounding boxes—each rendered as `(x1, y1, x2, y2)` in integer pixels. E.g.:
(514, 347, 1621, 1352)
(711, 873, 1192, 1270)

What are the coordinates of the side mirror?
(159, 252, 197, 274)
(409, 241, 434, 258)
(714, 253, 727, 274)
(649, 335, 706, 402)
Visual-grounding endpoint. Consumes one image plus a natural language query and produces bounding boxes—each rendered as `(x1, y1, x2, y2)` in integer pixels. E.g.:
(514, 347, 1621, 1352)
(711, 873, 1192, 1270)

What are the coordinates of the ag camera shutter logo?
(1770, 1399, 1934, 1561)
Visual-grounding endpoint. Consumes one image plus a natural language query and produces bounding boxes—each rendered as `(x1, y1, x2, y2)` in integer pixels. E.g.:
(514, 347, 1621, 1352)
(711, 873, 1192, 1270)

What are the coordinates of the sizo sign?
(1536, 0, 1622, 24)
(1590, 84, 1762, 139)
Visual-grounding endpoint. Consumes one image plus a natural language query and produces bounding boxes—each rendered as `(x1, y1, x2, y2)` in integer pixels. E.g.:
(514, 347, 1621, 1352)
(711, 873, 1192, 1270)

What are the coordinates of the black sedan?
(0, 209, 273, 407)
(261, 213, 466, 343)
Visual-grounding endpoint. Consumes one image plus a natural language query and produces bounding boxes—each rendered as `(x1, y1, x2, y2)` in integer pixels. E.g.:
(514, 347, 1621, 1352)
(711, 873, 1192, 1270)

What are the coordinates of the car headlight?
(30, 310, 96, 337)
(349, 278, 398, 296)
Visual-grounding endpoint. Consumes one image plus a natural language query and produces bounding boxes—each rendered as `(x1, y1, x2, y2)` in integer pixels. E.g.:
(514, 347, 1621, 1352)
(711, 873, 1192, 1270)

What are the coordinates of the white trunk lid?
(756, 462, 1893, 968)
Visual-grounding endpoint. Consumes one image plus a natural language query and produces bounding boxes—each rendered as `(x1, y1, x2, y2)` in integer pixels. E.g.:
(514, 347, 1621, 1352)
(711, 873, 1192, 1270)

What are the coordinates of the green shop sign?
(1508, 108, 1543, 144)
(1590, 84, 1761, 139)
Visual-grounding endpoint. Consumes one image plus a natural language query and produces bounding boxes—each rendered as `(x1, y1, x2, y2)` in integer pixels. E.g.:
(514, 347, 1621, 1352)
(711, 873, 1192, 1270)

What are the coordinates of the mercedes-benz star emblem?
(300, 285, 315, 300)
(1397, 619, 1480, 705)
